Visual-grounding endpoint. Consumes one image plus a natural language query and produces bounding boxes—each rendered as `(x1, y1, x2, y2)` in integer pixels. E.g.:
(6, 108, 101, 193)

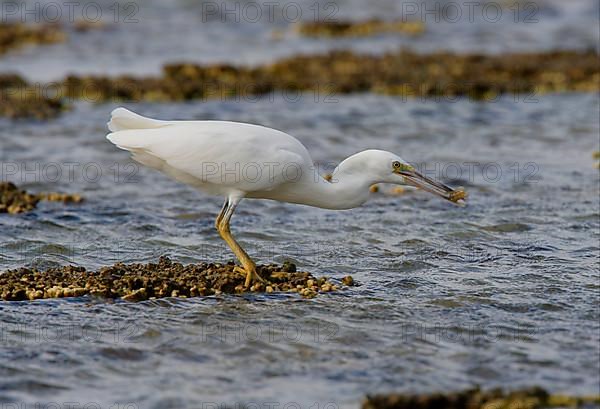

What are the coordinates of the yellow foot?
(233, 266, 266, 288)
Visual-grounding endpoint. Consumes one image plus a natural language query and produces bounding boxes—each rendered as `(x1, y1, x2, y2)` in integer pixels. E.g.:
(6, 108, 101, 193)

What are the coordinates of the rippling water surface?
(1, 0, 599, 407)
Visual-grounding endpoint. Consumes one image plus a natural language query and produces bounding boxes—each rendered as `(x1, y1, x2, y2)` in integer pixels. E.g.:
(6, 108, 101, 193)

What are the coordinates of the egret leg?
(215, 197, 265, 287)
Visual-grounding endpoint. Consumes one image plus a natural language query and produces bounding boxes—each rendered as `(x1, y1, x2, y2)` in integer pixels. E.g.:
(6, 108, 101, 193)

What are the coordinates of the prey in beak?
(394, 165, 467, 206)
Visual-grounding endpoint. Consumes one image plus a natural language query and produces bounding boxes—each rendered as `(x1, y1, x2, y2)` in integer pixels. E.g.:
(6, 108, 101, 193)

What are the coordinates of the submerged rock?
(0, 182, 83, 214)
(363, 387, 599, 409)
(0, 256, 342, 301)
(40, 192, 84, 204)
(297, 19, 425, 37)
(72, 19, 112, 33)
(341, 275, 355, 286)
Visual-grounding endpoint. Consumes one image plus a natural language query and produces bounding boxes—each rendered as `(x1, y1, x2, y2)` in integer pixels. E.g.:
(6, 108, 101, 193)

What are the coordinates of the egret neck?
(300, 169, 375, 210)
(256, 152, 389, 210)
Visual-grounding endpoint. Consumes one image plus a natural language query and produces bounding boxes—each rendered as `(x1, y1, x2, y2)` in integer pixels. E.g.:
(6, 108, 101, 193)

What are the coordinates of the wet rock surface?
(0, 256, 343, 301)
(363, 387, 600, 409)
(0, 182, 83, 214)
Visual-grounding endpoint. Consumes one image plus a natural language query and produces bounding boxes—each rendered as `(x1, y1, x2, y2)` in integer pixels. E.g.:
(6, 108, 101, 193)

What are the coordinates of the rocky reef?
(64, 49, 599, 102)
(0, 73, 66, 119)
(0, 182, 83, 214)
(0, 256, 348, 301)
(1, 49, 597, 119)
(0, 22, 65, 55)
(363, 387, 600, 409)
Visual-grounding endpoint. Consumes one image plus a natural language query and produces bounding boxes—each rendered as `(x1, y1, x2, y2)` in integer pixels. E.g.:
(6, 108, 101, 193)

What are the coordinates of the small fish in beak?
(396, 168, 467, 206)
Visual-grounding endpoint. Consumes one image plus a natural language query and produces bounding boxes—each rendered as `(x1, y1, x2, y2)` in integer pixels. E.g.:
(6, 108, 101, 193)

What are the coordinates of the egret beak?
(396, 168, 467, 206)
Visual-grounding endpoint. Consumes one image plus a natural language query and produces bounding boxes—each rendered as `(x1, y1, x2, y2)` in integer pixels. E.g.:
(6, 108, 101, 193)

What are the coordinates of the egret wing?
(107, 121, 310, 193)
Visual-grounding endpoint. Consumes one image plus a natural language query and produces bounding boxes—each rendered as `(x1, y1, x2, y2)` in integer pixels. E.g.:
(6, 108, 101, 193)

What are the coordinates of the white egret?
(106, 108, 466, 287)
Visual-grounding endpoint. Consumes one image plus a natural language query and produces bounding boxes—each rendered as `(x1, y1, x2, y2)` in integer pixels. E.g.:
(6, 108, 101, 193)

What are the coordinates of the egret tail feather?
(107, 107, 168, 132)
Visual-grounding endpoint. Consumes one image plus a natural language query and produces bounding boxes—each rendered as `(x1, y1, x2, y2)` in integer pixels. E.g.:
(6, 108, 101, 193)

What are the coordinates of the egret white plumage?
(106, 108, 466, 287)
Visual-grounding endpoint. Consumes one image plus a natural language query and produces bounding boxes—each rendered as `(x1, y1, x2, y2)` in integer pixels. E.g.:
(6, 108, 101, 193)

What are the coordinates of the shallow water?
(1, 93, 599, 407)
(1, 0, 600, 407)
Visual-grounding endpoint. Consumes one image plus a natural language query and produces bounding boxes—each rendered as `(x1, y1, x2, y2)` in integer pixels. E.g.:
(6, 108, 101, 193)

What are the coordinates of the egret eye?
(392, 161, 402, 170)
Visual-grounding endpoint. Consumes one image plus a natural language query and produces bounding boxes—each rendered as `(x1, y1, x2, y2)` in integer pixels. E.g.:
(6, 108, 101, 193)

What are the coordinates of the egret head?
(340, 150, 467, 206)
